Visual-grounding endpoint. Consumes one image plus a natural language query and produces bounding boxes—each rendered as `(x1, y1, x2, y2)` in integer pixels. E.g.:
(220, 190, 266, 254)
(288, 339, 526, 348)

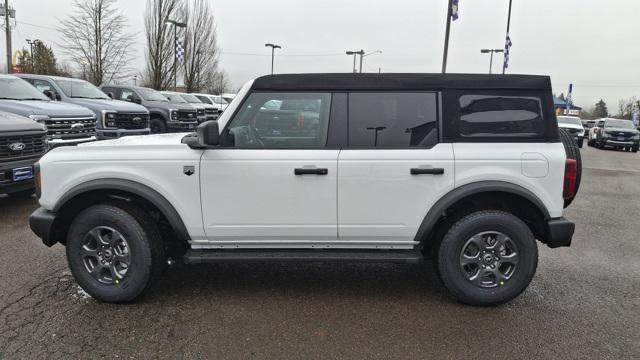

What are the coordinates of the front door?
(200, 91, 339, 248)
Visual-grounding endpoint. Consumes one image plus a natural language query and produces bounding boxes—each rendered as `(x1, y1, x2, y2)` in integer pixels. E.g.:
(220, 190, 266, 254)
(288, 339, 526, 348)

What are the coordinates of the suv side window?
(442, 90, 555, 142)
(348, 92, 438, 148)
(119, 89, 137, 101)
(32, 79, 54, 94)
(223, 92, 331, 149)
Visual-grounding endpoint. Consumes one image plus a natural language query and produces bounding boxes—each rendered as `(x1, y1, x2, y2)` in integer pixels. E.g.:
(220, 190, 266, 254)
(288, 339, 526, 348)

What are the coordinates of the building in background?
(554, 96, 582, 116)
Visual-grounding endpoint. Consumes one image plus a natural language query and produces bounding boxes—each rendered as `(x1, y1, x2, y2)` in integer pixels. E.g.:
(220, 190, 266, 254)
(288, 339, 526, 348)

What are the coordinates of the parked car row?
(557, 115, 639, 152)
(0, 73, 234, 196)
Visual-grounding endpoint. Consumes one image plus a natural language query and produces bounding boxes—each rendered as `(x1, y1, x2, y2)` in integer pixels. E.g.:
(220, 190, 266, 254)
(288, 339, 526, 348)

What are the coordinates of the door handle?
(410, 167, 445, 175)
(295, 168, 328, 175)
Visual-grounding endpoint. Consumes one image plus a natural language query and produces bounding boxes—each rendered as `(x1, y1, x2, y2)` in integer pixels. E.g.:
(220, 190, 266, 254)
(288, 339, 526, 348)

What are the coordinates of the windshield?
(213, 96, 228, 105)
(557, 116, 582, 126)
(181, 94, 202, 103)
(161, 92, 188, 103)
(138, 88, 168, 102)
(55, 79, 109, 99)
(0, 77, 48, 100)
(605, 119, 635, 129)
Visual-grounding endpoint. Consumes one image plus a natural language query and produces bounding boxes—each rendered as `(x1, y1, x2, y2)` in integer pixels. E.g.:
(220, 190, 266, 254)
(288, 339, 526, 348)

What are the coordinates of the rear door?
(337, 92, 455, 248)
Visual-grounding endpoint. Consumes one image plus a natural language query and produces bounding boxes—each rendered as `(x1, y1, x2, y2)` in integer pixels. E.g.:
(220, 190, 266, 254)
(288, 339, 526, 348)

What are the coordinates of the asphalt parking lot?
(0, 146, 638, 359)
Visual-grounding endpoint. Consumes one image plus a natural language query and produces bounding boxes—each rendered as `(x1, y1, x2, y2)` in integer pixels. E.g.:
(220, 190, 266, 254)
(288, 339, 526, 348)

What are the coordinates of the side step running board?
(184, 249, 423, 264)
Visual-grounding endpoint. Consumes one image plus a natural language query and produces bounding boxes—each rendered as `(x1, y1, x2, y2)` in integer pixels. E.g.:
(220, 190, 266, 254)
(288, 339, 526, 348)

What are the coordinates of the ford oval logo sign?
(132, 117, 142, 123)
(8, 142, 26, 152)
(71, 123, 85, 130)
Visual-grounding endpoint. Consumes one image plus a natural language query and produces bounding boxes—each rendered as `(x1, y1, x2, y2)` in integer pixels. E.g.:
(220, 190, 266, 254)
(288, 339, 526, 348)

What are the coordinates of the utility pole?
(360, 50, 382, 73)
(265, 43, 281, 75)
(480, 49, 503, 74)
(4, 0, 12, 73)
(502, 0, 513, 74)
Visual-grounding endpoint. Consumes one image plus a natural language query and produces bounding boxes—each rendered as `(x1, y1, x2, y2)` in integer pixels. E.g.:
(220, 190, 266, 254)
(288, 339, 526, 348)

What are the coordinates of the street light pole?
(480, 49, 504, 74)
(166, 19, 187, 91)
(441, 0, 454, 73)
(360, 50, 382, 73)
(26, 39, 34, 71)
(4, 0, 12, 73)
(265, 43, 281, 75)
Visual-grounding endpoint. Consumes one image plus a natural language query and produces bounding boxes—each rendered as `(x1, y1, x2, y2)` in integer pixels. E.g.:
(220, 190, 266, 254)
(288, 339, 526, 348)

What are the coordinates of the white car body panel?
(453, 143, 566, 218)
(198, 149, 339, 248)
(337, 145, 455, 248)
(37, 133, 208, 241)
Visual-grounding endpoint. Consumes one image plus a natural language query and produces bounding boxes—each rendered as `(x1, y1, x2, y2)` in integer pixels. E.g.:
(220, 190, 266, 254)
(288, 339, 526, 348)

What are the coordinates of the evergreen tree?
(593, 99, 609, 118)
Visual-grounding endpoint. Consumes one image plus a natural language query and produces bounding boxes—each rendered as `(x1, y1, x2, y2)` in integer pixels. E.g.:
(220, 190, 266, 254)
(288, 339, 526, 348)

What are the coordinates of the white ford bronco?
(29, 74, 579, 306)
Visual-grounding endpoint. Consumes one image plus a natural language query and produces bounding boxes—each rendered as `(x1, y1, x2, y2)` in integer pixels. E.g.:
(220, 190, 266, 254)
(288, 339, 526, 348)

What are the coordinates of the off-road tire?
(437, 210, 538, 306)
(66, 203, 164, 303)
(150, 118, 167, 134)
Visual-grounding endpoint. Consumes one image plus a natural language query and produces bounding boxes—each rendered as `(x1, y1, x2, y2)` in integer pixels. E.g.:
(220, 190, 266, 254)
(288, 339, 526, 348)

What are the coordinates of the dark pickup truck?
(0, 111, 47, 196)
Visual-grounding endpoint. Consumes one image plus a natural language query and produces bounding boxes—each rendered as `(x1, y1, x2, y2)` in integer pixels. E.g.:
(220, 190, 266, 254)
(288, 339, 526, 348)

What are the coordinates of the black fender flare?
(149, 109, 169, 121)
(54, 178, 190, 242)
(413, 181, 550, 243)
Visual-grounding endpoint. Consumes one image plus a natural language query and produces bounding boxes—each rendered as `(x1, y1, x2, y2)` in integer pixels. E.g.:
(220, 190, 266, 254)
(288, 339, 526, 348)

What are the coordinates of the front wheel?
(150, 118, 167, 134)
(436, 210, 538, 306)
(66, 203, 165, 303)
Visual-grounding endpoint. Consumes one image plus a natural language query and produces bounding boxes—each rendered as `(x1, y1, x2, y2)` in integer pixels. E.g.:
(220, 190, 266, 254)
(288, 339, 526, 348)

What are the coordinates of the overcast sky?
(5, 0, 640, 111)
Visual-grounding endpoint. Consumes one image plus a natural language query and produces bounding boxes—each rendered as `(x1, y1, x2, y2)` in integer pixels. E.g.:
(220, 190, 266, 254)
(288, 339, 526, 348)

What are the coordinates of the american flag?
(176, 39, 185, 64)
(503, 35, 513, 68)
(451, 0, 459, 21)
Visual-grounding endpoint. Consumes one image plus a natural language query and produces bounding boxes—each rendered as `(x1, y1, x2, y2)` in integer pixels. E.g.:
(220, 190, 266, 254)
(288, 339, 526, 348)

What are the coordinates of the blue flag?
(451, 0, 459, 21)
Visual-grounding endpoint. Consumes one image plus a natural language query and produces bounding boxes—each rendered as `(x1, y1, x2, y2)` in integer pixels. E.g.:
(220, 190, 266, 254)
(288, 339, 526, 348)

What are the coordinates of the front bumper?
(602, 138, 638, 147)
(167, 121, 198, 131)
(0, 158, 38, 195)
(29, 207, 60, 247)
(545, 217, 575, 248)
(48, 136, 97, 147)
(97, 128, 151, 140)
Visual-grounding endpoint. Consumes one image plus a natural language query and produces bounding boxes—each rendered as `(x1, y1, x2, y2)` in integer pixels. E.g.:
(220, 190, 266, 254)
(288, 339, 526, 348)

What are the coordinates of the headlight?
(28, 114, 50, 124)
(633, 134, 640, 140)
(102, 111, 118, 128)
(170, 109, 178, 120)
(578, 129, 585, 136)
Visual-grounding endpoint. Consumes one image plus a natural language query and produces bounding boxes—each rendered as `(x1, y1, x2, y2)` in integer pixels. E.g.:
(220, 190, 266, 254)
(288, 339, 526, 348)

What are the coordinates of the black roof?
(252, 73, 552, 92)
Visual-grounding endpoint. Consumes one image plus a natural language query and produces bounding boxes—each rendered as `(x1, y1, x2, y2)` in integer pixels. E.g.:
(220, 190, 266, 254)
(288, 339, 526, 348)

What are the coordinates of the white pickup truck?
(29, 73, 578, 306)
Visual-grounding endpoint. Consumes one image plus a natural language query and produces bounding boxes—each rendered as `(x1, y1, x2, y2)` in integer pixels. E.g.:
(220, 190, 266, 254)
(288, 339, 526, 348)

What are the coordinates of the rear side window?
(348, 93, 438, 148)
(443, 90, 555, 142)
(459, 95, 543, 138)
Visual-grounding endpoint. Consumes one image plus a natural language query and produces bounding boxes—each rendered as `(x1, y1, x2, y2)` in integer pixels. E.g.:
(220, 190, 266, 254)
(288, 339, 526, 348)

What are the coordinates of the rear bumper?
(29, 207, 59, 247)
(545, 217, 575, 248)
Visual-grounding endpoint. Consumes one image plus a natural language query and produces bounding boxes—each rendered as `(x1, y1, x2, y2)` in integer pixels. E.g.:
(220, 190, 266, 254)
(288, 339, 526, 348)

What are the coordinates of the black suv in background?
(0, 111, 47, 197)
(101, 85, 198, 134)
(593, 118, 640, 152)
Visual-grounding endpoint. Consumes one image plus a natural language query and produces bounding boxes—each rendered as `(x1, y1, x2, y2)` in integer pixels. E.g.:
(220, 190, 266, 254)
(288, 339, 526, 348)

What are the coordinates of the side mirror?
(55, 92, 62, 101)
(107, 92, 114, 99)
(43, 90, 55, 100)
(197, 120, 220, 147)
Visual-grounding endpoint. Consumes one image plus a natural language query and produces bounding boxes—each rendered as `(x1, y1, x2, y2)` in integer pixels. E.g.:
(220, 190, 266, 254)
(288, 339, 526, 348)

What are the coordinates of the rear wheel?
(436, 210, 538, 306)
(66, 203, 164, 303)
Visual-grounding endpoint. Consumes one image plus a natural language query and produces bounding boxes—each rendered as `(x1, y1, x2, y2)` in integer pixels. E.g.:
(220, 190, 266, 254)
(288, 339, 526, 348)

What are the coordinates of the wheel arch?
(149, 109, 168, 121)
(53, 179, 190, 245)
(415, 181, 551, 250)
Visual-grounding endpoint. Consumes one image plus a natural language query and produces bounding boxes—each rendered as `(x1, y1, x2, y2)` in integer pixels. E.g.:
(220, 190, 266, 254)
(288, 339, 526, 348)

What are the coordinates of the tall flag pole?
(441, 0, 459, 73)
(502, 0, 513, 74)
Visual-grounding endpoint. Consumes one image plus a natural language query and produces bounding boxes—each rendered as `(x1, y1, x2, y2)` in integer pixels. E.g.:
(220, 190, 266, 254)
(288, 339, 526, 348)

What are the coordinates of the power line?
(15, 20, 57, 31)
(221, 51, 345, 57)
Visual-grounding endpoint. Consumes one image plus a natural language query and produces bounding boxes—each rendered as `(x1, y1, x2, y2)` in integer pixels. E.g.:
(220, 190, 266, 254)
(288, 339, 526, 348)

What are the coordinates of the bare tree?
(144, 0, 181, 90)
(181, 0, 220, 92)
(205, 70, 230, 94)
(58, 0, 134, 85)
